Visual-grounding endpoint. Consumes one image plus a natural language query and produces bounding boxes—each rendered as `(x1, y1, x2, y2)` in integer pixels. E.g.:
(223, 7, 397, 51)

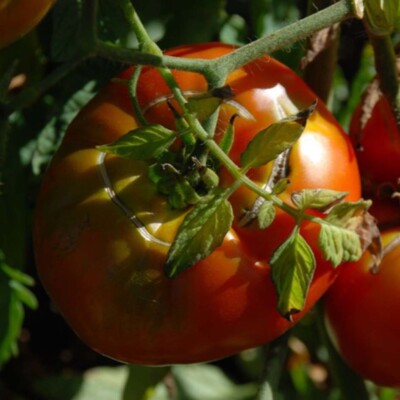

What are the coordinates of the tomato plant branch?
(203, 0, 354, 83)
(97, 0, 356, 85)
(153, 64, 311, 222)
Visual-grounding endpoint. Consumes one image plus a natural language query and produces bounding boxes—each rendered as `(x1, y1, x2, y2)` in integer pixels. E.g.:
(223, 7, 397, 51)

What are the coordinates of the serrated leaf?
(291, 189, 347, 211)
(325, 199, 372, 225)
(165, 190, 233, 278)
(257, 201, 276, 229)
(98, 125, 176, 160)
(270, 229, 316, 319)
(240, 120, 304, 169)
(319, 224, 362, 267)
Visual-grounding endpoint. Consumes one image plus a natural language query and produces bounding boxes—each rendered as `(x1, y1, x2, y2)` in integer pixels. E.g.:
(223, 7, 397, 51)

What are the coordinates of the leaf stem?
(116, 0, 162, 55)
(128, 66, 148, 126)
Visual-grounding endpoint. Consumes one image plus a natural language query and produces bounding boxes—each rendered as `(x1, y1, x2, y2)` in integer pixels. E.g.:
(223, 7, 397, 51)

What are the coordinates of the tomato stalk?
(96, 0, 357, 85)
(205, 0, 354, 85)
(3, 0, 358, 117)
(128, 66, 148, 126)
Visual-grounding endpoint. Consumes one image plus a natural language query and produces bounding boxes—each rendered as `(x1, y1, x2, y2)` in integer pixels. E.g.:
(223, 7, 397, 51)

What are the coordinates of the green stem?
(204, 0, 354, 81)
(116, 0, 162, 55)
(128, 66, 148, 126)
(97, 0, 355, 83)
(155, 65, 305, 220)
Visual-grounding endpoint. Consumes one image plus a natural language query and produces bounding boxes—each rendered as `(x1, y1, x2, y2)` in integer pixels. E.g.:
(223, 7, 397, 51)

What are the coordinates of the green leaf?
(291, 189, 347, 211)
(187, 86, 233, 121)
(324, 199, 372, 224)
(165, 189, 233, 278)
(319, 224, 362, 267)
(172, 364, 258, 400)
(240, 120, 304, 169)
(257, 201, 276, 229)
(123, 365, 170, 400)
(0, 261, 37, 367)
(98, 125, 176, 160)
(317, 199, 370, 267)
(270, 229, 316, 319)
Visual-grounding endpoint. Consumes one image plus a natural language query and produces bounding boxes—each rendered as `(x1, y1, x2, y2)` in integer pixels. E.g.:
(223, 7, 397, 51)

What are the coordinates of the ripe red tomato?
(0, 0, 55, 48)
(349, 93, 400, 186)
(349, 92, 400, 227)
(34, 43, 361, 365)
(324, 228, 400, 387)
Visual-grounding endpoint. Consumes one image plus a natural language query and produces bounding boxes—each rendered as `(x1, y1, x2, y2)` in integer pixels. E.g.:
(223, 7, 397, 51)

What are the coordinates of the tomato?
(0, 0, 55, 48)
(349, 93, 400, 186)
(367, 185, 400, 229)
(324, 228, 400, 387)
(349, 92, 400, 226)
(34, 43, 361, 365)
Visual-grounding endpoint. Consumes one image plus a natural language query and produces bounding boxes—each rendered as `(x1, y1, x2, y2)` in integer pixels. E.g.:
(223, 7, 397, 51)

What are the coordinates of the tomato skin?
(349, 94, 400, 186)
(0, 0, 55, 48)
(34, 43, 361, 365)
(324, 228, 400, 387)
(349, 93, 400, 226)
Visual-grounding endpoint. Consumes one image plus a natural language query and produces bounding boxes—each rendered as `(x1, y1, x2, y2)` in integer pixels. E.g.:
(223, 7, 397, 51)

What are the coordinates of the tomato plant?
(324, 228, 400, 387)
(33, 43, 361, 365)
(0, 0, 55, 48)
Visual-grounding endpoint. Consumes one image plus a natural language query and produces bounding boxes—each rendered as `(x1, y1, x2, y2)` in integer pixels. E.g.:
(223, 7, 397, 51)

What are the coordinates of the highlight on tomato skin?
(324, 228, 400, 388)
(0, 0, 55, 49)
(33, 42, 362, 365)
